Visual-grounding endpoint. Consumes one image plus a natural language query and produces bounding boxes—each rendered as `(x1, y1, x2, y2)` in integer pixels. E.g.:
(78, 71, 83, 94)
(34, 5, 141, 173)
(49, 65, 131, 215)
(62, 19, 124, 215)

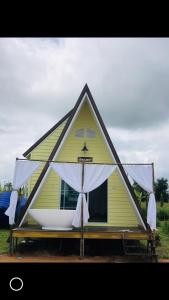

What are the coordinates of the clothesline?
(16, 157, 153, 166)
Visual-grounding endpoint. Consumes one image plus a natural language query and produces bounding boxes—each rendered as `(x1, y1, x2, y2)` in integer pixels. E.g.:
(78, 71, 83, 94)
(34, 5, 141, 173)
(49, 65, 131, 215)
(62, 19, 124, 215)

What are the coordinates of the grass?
(140, 202, 169, 259)
(0, 229, 10, 254)
(140, 201, 169, 209)
(156, 224, 169, 259)
(157, 202, 169, 209)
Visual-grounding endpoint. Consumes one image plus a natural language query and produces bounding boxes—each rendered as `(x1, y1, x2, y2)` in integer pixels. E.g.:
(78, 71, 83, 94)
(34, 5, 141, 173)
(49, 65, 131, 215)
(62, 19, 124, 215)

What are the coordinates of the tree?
(160, 193, 164, 207)
(133, 182, 149, 208)
(4, 182, 13, 192)
(154, 178, 169, 202)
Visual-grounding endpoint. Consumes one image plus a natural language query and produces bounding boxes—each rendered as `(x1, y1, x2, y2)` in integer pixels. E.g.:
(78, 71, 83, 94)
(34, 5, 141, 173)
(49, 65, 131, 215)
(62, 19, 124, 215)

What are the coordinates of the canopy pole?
(80, 161, 85, 258)
(152, 162, 155, 193)
(16, 157, 153, 166)
(152, 162, 156, 239)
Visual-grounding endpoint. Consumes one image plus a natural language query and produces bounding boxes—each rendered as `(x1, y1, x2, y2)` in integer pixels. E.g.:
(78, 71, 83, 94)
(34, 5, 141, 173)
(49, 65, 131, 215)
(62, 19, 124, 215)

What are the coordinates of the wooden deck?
(12, 226, 153, 240)
(10, 226, 155, 257)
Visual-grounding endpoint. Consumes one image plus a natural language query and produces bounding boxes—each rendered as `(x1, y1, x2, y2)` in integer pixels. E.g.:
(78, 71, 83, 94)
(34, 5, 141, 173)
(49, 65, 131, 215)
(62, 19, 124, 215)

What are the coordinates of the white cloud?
(108, 122, 169, 181)
(0, 37, 169, 182)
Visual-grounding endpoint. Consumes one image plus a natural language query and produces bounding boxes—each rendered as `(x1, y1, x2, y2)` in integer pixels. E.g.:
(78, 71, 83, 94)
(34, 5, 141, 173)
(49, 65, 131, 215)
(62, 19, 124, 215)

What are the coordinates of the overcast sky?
(0, 37, 169, 184)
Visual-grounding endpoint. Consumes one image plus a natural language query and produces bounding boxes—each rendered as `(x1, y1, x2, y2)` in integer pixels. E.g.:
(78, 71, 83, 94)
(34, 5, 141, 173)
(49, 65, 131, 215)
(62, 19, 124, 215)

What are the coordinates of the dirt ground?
(0, 254, 119, 263)
(158, 259, 169, 263)
(0, 254, 164, 263)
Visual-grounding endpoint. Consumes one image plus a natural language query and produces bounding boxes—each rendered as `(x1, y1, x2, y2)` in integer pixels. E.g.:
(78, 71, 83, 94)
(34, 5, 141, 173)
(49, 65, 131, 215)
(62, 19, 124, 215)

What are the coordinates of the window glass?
(60, 181, 79, 209)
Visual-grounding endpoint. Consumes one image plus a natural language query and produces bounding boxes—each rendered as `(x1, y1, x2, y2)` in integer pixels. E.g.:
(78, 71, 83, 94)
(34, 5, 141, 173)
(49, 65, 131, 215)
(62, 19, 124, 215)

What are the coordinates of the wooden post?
(9, 227, 12, 256)
(9, 226, 14, 256)
(152, 162, 155, 192)
(80, 161, 85, 258)
(15, 237, 18, 253)
(152, 162, 156, 241)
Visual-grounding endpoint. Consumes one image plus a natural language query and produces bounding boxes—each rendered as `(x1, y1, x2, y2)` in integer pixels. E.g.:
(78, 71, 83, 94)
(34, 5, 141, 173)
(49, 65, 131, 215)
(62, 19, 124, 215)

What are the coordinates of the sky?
(0, 37, 169, 184)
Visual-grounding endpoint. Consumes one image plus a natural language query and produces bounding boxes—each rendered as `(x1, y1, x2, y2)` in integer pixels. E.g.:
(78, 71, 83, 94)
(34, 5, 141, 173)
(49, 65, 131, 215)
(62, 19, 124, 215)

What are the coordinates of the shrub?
(157, 208, 169, 221)
(156, 218, 160, 227)
(141, 207, 147, 218)
(161, 221, 169, 235)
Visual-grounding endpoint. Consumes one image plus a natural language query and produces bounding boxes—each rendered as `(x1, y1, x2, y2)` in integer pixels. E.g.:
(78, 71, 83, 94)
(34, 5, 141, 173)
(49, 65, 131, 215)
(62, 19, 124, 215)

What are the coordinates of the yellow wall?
(32, 169, 60, 209)
(26, 99, 142, 228)
(28, 119, 66, 195)
(56, 99, 113, 163)
(26, 120, 66, 223)
(108, 170, 139, 226)
(30, 121, 67, 161)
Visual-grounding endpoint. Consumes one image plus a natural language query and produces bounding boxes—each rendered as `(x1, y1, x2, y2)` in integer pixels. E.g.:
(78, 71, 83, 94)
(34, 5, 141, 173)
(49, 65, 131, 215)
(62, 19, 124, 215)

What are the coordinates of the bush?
(156, 218, 161, 227)
(157, 208, 169, 221)
(161, 221, 169, 235)
(141, 207, 147, 218)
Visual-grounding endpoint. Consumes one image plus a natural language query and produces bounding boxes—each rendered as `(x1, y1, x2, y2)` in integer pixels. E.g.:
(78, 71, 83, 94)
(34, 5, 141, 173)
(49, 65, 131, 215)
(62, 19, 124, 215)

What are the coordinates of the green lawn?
(157, 202, 169, 209)
(141, 201, 169, 210)
(140, 202, 169, 259)
(0, 229, 10, 254)
(156, 225, 169, 259)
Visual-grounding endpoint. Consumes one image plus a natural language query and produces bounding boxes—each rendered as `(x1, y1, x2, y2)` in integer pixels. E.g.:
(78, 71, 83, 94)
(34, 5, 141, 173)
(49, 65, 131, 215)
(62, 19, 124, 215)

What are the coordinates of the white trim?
(19, 93, 87, 226)
(19, 166, 52, 226)
(86, 96, 146, 230)
(27, 118, 69, 157)
(116, 168, 146, 230)
(53, 94, 87, 157)
(87, 99, 114, 159)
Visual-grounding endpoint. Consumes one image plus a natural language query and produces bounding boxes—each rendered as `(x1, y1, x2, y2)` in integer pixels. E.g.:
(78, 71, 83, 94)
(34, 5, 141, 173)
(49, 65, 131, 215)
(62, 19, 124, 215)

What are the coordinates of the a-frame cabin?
(11, 84, 155, 256)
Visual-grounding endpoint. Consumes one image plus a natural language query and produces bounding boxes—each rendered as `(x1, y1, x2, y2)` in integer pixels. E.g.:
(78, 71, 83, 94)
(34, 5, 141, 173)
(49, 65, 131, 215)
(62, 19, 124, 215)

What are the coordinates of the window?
(86, 128, 96, 138)
(60, 180, 107, 223)
(60, 181, 79, 209)
(75, 128, 96, 138)
(75, 128, 85, 138)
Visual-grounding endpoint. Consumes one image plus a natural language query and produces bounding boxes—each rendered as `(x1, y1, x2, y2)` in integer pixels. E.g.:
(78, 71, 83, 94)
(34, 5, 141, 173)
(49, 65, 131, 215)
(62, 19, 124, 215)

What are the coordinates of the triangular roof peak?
(18, 84, 148, 229)
(73, 83, 94, 104)
(82, 82, 90, 91)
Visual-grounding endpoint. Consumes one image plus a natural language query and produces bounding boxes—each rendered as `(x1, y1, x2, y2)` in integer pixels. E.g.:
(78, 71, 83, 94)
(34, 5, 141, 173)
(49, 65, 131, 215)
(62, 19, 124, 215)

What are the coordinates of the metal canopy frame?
(14, 157, 155, 257)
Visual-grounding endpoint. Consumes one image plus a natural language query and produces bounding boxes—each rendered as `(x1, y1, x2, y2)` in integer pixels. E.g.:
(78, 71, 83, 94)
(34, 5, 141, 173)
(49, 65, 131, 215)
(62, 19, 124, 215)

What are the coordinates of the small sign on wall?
(78, 157, 93, 162)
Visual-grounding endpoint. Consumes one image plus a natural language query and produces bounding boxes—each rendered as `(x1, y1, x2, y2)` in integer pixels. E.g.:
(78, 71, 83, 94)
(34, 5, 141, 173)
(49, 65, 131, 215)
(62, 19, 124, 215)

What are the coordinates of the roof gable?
(56, 97, 114, 163)
(23, 110, 73, 157)
(17, 84, 148, 229)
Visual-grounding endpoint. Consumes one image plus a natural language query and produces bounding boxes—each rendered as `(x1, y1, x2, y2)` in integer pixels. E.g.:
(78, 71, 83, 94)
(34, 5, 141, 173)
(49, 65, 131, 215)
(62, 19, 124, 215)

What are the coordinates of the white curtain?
(5, 160, 41, 225)
(124, 165, 156, 230)
(147, 193, 156, 231)
(50, 163, 116, 227)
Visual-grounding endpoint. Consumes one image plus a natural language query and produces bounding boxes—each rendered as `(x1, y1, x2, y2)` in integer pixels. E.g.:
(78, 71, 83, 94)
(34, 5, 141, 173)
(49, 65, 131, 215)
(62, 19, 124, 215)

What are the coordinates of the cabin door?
(88, 180, 107, 222)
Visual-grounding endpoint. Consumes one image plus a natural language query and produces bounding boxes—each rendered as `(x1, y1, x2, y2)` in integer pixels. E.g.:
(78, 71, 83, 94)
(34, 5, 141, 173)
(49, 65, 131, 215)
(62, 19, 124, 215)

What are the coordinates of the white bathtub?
(28, 209, 75, 230)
